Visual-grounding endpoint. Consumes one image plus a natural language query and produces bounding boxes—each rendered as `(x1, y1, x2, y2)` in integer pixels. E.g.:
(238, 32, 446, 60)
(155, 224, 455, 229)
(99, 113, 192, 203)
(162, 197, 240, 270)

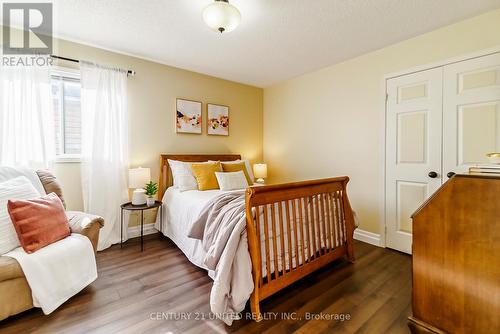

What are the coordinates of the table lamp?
(253, 163, 267, 184)
(129, 167, 151, 205)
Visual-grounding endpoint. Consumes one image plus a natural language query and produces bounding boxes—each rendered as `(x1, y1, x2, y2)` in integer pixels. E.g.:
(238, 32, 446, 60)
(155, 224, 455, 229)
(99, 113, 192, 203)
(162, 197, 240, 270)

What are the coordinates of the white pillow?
(215, 171, 249, 191)
(0, 166, 46, 196)
(168, 159, 198, 192)
(0, 176, 41, 254)
(210, 159, 254, 183)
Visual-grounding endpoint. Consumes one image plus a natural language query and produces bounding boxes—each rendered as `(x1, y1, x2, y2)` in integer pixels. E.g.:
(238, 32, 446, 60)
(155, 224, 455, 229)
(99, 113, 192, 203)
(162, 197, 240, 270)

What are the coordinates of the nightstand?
(120, 201, 163, 251)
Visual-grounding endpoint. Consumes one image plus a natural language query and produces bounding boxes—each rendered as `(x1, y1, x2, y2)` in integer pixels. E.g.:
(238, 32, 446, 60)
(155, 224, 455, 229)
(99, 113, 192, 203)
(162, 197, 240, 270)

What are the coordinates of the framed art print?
(207, 103, 229, 136)
(176, 98, 202, 134)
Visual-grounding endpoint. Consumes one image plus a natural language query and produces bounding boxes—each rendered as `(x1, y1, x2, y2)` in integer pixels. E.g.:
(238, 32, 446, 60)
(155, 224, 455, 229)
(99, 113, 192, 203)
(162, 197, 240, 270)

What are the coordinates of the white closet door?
(443, 53, 500, 178)
(386, 68, 443, 254)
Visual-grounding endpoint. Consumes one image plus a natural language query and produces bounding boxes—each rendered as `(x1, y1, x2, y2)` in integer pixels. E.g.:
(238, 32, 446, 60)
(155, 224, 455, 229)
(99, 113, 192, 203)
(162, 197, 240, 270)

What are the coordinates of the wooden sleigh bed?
(158, 154, 356, 321)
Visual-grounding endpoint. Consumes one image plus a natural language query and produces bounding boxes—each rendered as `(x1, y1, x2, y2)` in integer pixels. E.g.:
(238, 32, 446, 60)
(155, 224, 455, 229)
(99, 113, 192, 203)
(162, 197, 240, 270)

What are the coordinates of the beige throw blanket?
(188, 190, 253, 325)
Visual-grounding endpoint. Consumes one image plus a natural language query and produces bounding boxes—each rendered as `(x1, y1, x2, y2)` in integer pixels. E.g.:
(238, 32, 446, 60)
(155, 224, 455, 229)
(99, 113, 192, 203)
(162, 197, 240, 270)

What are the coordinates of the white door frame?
(379, 45, 500, 248)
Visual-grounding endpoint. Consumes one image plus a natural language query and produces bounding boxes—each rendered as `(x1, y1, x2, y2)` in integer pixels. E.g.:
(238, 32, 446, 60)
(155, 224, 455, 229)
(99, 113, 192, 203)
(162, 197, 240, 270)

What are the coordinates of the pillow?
(0, 177, 41, 254)
(168, 159, 198, 191)
(215, 171, 249, 191)
(221, 162, 253, 185)
(0, 166, 46, 196)
(36, 170, 66, 208)
(210, 159, 254, 183)
(191, 162, 222, 191)
(8, 192, 70, 254)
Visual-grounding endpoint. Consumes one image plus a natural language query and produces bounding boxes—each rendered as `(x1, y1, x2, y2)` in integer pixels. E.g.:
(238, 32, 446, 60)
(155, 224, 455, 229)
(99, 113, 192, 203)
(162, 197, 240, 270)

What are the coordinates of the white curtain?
(0, 61, 55, 169)
(80, 61, 129, 251)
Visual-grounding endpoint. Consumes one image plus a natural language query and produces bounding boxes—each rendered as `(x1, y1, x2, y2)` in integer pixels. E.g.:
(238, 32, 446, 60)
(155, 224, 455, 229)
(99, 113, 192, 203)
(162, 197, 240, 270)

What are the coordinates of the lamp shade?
(203, 0, 241, 33)
(128, 167, 151, 189)
(253, 163, 268, 179)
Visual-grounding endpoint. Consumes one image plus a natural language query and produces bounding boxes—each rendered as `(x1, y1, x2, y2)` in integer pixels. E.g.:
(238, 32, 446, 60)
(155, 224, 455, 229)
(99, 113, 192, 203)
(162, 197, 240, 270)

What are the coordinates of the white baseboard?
(127, 224, 157, 239)
(354, 229, 381, 247)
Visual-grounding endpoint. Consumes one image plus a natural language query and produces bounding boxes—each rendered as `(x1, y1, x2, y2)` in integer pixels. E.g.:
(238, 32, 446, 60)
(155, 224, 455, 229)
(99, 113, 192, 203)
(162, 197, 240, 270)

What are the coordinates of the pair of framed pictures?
(176, 98, 229, 136)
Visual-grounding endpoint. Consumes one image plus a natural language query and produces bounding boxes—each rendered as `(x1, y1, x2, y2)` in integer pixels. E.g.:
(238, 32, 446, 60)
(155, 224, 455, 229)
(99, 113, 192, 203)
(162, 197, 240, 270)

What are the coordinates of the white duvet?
(157, 188, 254, 325)
(155, 188, 224, 278)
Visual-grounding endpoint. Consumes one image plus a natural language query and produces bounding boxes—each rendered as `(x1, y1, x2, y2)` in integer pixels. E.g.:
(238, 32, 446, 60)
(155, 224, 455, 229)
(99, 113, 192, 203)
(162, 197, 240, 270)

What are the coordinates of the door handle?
(447, 172, 456, 178)
(428, 171, 438, 178)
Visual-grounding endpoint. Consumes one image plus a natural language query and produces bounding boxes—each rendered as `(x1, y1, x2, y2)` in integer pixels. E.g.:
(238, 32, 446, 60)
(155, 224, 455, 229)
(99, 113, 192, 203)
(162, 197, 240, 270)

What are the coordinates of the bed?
(157, 154, 356, 323)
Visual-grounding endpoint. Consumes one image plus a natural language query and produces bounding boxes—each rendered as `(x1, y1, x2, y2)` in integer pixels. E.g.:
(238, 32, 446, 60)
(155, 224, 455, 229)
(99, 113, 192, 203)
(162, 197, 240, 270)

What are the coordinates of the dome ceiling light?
(202, 0, 241, 34)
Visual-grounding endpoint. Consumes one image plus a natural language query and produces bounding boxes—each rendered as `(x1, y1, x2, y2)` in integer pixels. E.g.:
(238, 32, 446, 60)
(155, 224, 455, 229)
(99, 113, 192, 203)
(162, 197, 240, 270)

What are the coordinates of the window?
(51, 69, 81, 160)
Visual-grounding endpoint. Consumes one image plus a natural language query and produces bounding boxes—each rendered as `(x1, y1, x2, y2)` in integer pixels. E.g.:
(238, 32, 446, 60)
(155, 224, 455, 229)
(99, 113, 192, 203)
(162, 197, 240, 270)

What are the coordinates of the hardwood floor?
(0, 235, 412, 334)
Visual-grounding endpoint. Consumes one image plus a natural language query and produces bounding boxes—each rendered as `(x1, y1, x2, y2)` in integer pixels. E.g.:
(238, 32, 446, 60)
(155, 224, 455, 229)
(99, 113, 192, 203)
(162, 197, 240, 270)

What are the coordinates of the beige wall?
(263, 9, 500, 234)
(46, 37, 263, 215)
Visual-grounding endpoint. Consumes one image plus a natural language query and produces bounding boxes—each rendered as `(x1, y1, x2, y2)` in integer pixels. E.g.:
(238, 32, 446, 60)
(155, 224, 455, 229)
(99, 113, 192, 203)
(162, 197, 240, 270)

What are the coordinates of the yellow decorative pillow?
(221, 162, 253, 185)
(191, 162, 222, 190)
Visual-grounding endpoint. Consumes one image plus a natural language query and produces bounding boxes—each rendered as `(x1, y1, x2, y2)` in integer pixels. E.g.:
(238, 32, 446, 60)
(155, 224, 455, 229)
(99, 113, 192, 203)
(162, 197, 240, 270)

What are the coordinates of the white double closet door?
(386, 52, 500, 254)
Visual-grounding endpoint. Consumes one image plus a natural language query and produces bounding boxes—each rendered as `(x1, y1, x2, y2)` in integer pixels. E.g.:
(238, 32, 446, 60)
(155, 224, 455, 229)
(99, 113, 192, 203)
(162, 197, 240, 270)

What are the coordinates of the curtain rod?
(50, 54, 136, 76)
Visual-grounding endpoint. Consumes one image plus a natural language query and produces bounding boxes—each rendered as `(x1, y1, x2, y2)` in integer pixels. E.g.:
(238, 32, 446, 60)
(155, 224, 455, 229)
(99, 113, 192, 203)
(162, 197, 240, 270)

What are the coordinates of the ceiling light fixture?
(202, 0, 241, 34)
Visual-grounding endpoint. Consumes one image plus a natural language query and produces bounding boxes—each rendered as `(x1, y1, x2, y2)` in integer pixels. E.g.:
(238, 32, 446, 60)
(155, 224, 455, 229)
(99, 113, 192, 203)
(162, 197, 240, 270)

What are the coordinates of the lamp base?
(255, 178, 265, 184)
(132, 189, 147, 205)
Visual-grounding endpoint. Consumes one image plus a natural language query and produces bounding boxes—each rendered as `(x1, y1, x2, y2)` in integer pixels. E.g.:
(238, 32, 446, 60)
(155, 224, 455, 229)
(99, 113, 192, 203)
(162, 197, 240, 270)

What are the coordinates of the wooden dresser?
(408, 174, 500, 333)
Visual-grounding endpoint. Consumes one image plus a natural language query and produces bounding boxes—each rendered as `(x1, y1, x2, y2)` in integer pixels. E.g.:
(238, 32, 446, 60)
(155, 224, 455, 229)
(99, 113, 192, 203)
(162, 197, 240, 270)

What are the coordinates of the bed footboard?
(245, 177, 355, 321)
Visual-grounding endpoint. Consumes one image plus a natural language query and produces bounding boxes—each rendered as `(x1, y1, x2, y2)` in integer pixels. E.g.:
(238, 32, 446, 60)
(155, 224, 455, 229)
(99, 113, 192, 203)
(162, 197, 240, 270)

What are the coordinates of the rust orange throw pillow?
(7, 193, 70, 253)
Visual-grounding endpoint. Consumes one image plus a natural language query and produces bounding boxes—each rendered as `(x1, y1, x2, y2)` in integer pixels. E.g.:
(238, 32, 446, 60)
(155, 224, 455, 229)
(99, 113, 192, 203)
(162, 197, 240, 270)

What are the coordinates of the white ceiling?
(35, 1, 500, 86)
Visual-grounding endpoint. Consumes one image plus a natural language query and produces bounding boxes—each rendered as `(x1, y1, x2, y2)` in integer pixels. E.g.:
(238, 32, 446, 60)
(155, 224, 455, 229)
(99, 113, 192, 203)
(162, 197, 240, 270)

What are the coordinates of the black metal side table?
(120, 201, 163, 251)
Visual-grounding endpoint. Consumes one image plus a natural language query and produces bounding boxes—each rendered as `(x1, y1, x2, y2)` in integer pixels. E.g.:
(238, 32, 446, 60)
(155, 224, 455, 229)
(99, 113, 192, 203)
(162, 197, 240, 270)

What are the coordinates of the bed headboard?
(158, 154, 242, 200)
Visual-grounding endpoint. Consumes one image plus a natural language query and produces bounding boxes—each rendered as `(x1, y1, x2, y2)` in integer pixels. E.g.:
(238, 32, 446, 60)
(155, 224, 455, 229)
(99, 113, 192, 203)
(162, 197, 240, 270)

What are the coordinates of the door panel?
(386, 68, 443, 254)
(397, 181, 428, 234)
(443, 53, 500, 177)
(397, 111, 427, 163)
(459, 102, 499, 164)
(398, 82, 427, 102)
(460, 67, 498, 91)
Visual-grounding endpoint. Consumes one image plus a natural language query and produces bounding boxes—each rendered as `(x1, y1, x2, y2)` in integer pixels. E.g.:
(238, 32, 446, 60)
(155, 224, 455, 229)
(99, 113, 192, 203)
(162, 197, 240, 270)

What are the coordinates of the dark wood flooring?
(0, 235, 412, 334)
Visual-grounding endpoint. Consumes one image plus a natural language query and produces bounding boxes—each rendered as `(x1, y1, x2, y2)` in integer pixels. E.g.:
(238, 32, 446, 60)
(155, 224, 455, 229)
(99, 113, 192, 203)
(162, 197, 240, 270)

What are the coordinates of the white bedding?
(155, 187, 225, 278)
